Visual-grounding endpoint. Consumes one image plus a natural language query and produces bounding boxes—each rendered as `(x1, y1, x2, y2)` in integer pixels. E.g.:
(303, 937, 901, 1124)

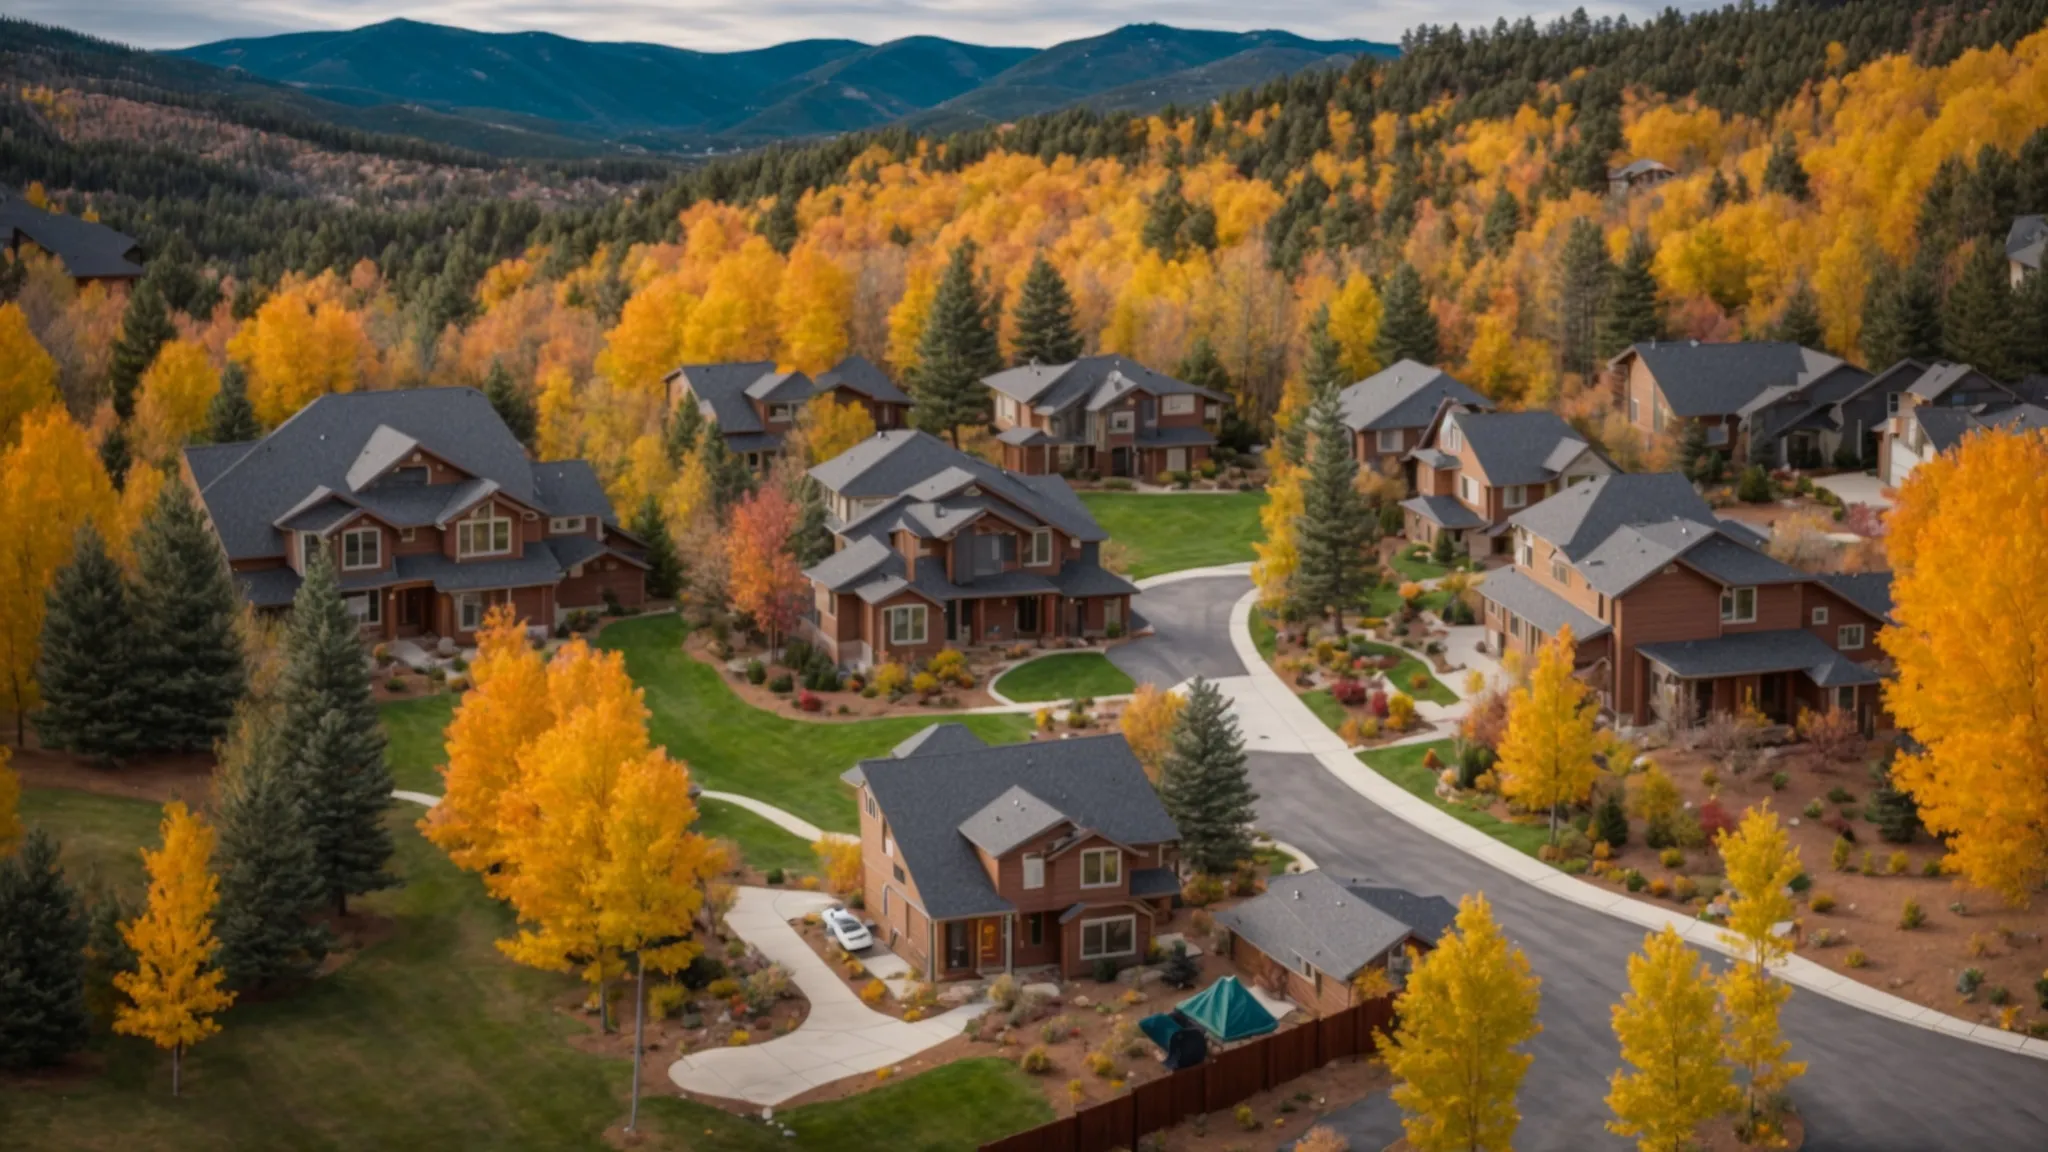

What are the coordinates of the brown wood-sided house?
(1216, 873, 1454, 1017)
(665, 355, 913, 471)
(984, 355, 1227, 478)
(1478, 473, 1894, 732)
(185, 387, 646, 643)
(1400, 403, 1614, 556)
(1605, 340, 1871, 467)
(0, 185, 143, 283)
(1336, 360, 1493, 483)
(800, 430, 1139, 667)
(840, 725, 1182, 982)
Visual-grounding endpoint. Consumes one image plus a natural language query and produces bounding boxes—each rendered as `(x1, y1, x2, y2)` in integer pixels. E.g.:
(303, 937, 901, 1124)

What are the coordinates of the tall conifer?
(0, 830, 90, 1069)
(1011, 254, 1083, 366)
(203, 363, 261, 444)
(1292, 350, 1371, 628)
(1598, 233, 1665, 359)
(1156, 678, 1257, 875)
(213, 709, 329, 990)
(36, 526, 141, 764)
(1374, 263, 1440, 367)
(108, 282, 175, 423)
(909, 242, 1002, 446)
(130, 482, 246, 753)
(630, 496, 683, 600)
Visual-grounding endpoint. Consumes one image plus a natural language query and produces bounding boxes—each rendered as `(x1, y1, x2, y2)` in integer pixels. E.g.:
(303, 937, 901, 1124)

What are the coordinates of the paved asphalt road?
(1128, 575, 2048, 1151)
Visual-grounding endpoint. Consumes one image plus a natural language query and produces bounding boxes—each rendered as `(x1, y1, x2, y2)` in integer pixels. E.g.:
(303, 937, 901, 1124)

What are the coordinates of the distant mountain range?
(173, 19, 1396, 151)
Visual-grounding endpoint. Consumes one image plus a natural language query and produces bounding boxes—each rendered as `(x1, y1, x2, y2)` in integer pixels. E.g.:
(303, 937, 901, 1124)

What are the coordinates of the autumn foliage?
(1119, 683, 1186, 781)
(114, 802, 235, 1095)
(724, 486, 807, 645)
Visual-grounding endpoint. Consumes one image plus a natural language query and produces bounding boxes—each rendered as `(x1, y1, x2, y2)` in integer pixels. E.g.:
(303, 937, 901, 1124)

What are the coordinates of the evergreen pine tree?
(1762, 134, 1811, 201)
(2014, 266, 2048, 377)
(35, 526, 142, 764)
(1175, 336, 1232, 395)
(107, 281, 175, 423)
(909, 242, 1002, 446)
(1771, 282, 1826, 350)
(701, 425, 755, 512)
(98, 423, 131, 490)
(1373, 263, 1440, 367)
(1942, 241, 2019, 379)
(0, 830, 90, 1070)
(788, 477, 831, 569)
(1706, 169, 1733, 212)
(1677, 419, 1711, 483)
(1156, 678, 1257, 875)
(483, 361, 536, 447)
(1861, 256, 1944, 366)
(1010, 254, 1084, 366)
(1482, 183, 1521, 254)
(1866, 757, 1923, 845)
(129, 482, 247, 753)
(760, 194, 800, 255)
(203, 363, 261, 444)
(1141, 173, 1192, 259)
(1556, 217, 1613, 380)
(1292, 325, 1371, 627)
(214, 710, 329, 990)
(1596, 787, 1629, 848)
(276, 554, 394, 916)
(665, 397, 704, 465)
(630, 496, 683, 600)
(1597, 232, 1665, 359)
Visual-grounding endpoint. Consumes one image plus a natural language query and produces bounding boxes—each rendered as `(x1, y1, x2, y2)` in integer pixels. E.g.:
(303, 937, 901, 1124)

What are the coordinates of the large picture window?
(457, 508, 512, 558)
(886, 604, 928, 646)
(1838, 624, 1865, 650)
(1029, 528, 1053, 566)
(1162, 394, 1195, 415)
(1720, 586, 1757, 623)
(1080, 847, 1121, 888)
(1079, 916, 1135, 960)
(1377, 428, 1402, 454)
(341, 527, 381, 571)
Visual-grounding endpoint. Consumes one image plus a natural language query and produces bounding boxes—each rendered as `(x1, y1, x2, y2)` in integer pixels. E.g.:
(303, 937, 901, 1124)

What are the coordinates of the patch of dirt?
(8, 744, 216, 805)
(570, 969, 812, 1100)
(311, 910, 400, 978)
(1156, 1059, 1389, 1151)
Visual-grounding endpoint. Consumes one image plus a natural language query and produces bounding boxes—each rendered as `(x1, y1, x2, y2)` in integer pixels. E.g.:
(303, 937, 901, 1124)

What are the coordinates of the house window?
(1720, 586, 1757, 623)
(946, 922, 971, 969)
(456, 592, 492, 632)
(863, 790, 876, 818)
(1029, 528, 1053, 566)
(1629, 396, 1640, 423)
(1550, 557, 1569, 586)
(299, 531, 320, 568)
(549, 516, 585, 534)
(1079, 915, 1136, 960)
(1110, 411, 1135, 434)
(1205, 403, 1220, 421)
(1022, 854, 1044, 889)
(1443, 425, 1461, 453)
(1105, 599, 1122, 630)
(1080, 847, 1121, 888)
(1836, 685, 1856, 711)
(345, 592, 381, 625)
(1886, 392, 1901, 416)
(1026, 913, 1043, 947)
(768, 403, 795, 423)
(341, 527, 381, 571)
(399, 527, 416, 543)
(1293, 951, 1315, 977)
(883, 827, 893, 857)
(1838, 624, 1865, 650)
(1377, 428, 1402, 454)
(886, 605, 928, 646)
(1811, 606, 1829, 625)
(892, 864, 905, 883)
(1515, 533, 1533, 569)
(1162, 394, 1195, 415)
(1504, 485, 1526, 509)
(457, 509, 512, 558)
(1459, 476, 1477, 504)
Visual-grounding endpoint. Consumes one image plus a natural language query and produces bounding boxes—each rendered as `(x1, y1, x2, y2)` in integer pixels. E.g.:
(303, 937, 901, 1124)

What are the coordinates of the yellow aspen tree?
(0, 301, 60, 445)
(114, 801, 235, 1096)
(1882, 427, 2048, 904)
(1119, 683, 1186, 781)
(1382, 894, 1542, 1152)
(1715, 802, 1805, 1137)
(133, 339, 220, 461)
(1496, 626, 1600, 846)
(534, 364, 580, 461)
(227, 280, 372, 426)
(662, 449, 713, 538)
(1326, 272, 1383, 380)
(885, 261, 939, 375)
(683, 237, 782, 363)
(796, 394, 874, 464)
(425, 606, 554, 874)
(1608, 926, 1737, 1152)
(0, 746, 21, 857)
(1251, 465, 1304, 608)
(595, 272, 695, 397)
(775, 243, 853, 374)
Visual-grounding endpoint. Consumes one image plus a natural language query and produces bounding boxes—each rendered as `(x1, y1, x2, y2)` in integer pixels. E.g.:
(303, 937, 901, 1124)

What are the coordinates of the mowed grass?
(648, 1058, 1053, 1150)
(1079, 490, 1265, 579)
(1356, 640, 1458, 707)
(694, 797, 817, 876)
(381, 693, 456, 794)
(598, 614, 1033, 833)
(1358, 740, 1550, 857)
(993, 652, 1135, 703)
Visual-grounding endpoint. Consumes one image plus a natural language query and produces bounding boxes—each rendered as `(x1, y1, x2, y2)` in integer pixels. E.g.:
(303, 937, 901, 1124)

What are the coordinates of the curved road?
(1116, 575, 2048, 1152)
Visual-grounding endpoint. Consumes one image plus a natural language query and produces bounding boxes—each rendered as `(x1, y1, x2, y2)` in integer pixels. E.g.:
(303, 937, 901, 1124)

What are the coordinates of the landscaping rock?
(937, 981, 985, 1008)
(436, 637, 457, 657)
(1022, 982, 1062, 1003)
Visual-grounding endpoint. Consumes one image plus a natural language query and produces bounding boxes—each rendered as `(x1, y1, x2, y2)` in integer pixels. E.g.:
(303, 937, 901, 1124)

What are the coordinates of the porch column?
(1005, 914, 1014, 975)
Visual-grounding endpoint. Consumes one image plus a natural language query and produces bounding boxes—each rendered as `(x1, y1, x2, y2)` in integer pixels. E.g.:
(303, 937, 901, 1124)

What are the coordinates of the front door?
(1018, 595, 1040, 634)
(1759, 672, 1784, 721)
(978, 920, 1000, 968)
(1073, 600, 1087, 636)
(1111, 446, 1130, 476)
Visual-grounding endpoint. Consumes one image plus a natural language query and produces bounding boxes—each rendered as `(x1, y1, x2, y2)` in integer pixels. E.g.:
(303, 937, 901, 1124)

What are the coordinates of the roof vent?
(1292, 889, 1302, 900)
(1690, 339, 1700, 347)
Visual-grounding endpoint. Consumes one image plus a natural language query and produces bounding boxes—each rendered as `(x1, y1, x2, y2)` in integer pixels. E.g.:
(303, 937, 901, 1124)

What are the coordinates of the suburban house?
(0, 185, 143, 282)
(1216, 873, 1454, 1017)
(665, 355, 913, 470)
(840, 725, 1182, 981)
(185, 387, 646, 641)
(1606, 340, 1871, 465)
(1338, 360, 1493, 481)
(1401, 404, 1614, 556)
(1878, 362, 2048, 488)
(1608, 158, 1675, 196)
(2010, 214, 2046, 287)
(984, 355, 1227, 478)
(800, 430, 1139, 666)
(1477, 473, 1893, 732)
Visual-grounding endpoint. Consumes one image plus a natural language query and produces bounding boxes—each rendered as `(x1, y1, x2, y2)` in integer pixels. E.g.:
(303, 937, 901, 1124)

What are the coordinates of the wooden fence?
(980, 997, 1396, 1152)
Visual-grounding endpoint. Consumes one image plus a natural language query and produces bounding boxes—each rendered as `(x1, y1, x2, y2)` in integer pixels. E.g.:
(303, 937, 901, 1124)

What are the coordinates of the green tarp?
(1176, 976, 1277, 1042)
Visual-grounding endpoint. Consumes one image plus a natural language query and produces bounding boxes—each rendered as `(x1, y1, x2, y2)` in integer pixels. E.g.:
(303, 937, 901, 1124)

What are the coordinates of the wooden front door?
(978, 919, 1000, 967)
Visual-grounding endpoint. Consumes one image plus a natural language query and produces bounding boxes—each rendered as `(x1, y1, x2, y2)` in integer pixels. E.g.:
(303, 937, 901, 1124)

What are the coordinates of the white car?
(824, 907, 873, 952)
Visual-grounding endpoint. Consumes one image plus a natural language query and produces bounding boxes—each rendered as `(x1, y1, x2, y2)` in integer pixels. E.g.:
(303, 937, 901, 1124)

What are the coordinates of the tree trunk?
(598, 970, 611, 1033)
(628, 955, 647, 1133)
(172, 1042, 182, 1098)
(335, 890, 348, 919)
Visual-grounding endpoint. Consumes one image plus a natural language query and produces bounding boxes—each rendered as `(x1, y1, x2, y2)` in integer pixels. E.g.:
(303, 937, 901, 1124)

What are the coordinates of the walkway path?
(391, 790, 440, 808)
(700, 791, 853, 844)
(667, 886, 985, 1105)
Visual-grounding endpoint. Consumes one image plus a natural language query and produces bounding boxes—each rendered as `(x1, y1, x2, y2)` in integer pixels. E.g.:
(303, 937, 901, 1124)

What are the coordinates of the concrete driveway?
(1813, 470, 1894, 509)
(1112, 573, 1252, 687)
(668, 887, 984, 1106)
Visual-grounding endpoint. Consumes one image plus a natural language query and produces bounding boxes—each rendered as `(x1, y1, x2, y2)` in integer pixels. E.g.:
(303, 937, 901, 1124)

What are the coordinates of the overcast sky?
(16, 0, 1714, 52)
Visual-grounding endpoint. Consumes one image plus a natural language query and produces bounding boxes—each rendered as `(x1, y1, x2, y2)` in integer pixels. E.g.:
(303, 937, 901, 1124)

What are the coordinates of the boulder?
(436, 637, 457, 657)
(1022, 981, 1062, 1003)
(937, 981, 985, 1008)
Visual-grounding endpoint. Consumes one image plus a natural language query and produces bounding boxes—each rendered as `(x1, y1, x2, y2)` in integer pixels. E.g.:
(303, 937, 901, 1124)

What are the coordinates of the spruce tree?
(1293, 377, 1373, 630)
(35, 526, 142, 764)
(1677, 419, 1711, 483)
(1142, 173, 1192, 259)
(909, 242, 1002, 447)
(98, 423, 131, 490)
(1942, 241, 2019, 379)
(483, 361, 535, 447)
(1771, 282, 1826, 350)
(1010, 254, 1083, 366)
(1595, 787, 1629, 849)
(277, 554, 393, 917)
(1556, 218, 1612, 380)
(1705, 169, 1733, 212)
(760, 194, 800, 255)
(2014, 266, 2048, 377)
(1373, 263, 1440, 367)
(1866, 757, 1923, 845)
(107, 281, 175, 423)
(788, 477, 831, 569)
(1598, 232, 1664, 359)
(1156, 678, 1257, 876)
(1861, 256, 1943, 367)
(1175, 336, 1231, 395)
(630, 496, 683, 600)
(204, 363, 261, 444)
(665, 396, 704, 465)
(1762, 134, 1811, 201)
(129, 482, 247, 753)
(701, 425, 755, 513)
(214, 711, 330, 990)
(0, 831, 90, 1070)
(1482, 183, 1521, 254)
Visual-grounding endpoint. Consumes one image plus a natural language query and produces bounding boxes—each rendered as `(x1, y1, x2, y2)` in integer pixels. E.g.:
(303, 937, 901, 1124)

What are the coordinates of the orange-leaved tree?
(775, 241, 854, 375)
(226, 274, 372, 426)
(424, 605, 553, 873)
(1495, 625, 1600, 846)
(1882, 426, 2048, 904)
(725, 486, 807, 649)
(0, 745, 21, 857)
(114, 801, 235, 1096)
(1119, 683, 1185, 781)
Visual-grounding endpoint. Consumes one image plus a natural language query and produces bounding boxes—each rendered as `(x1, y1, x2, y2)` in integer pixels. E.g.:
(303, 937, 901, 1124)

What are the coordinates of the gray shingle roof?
(811, 430, 1105, 542)
(804, 536, 898, 593)
(1135, 424, 1216, 447)
(982, 355, 1221, 416)
(1214, 872, 1421, 982)
(1820, 572, 1895, 623)
(958, 786, 1068, 857)
(1401, 494, 1488, 531)
(1450, 409, 1590, 486)
(1912, 402, 2048, 452)
(0, 191, 143, 279)
(1677, 534, 1807, 587)
(841, 723, 991, 788)
(853, 733, 1179, 921)
(1638, 629, 1883, 687)
(1621, 341, 1847, 419)
(1476, 567, 1610, 641)
(1510, 473, 1715, 562)
(1053, 561, 1140, 599)
(1338, 360, 1491, 432)
(668, 362, 773, 434)
(1609, 159, 1672, 180)
(1346, 886, 1458, 945)
(1904, 362, 2009, 403)
(815, 356, 912, 406)
(185, 442, 252, 488)
(234, 567, 302, 608)
(2009, 215, 2047, 272)
(530, 460, 617, 522)
(745, 370, 814, 404)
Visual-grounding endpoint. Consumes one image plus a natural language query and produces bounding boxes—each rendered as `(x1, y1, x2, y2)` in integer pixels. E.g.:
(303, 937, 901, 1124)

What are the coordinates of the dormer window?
(341, 527, 381, 571)
(768, 403, 796, 422)
(299, 531, 320, 568)
(1110, 411, 1134, 434)
(457, 507, 512, 558)
(1080, 847, 1121, 888)
(1504, 485, 1527, 509)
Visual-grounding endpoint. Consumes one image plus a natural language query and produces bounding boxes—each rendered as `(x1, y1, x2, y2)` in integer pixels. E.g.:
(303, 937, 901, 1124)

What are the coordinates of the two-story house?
(1477, 473, 1893, 732)
(1877, 362, 2048, 488)
(1401, 404, 1614, 556)
(1606, 340, 1870, 465)
(800, 431, 1139, 666)
(185, 388, 646, 642)
(2010, 215, 2046, 287)
(665, 354, 914, 470)
(1336, 360, 1493, 482)
(840, 724, 1182, 981)
(0, 184, 143, 283)
(984, 355, 1226, 478)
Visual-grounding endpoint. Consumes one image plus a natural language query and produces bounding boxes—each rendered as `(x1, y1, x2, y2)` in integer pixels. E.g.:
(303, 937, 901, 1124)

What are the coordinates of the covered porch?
(1638, 629, 1883, 732)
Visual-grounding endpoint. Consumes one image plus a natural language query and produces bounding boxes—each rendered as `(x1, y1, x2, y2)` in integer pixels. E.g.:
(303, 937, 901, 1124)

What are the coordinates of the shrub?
(1331, 678, 1366, 706)
(872, 662, 909, 697)
(814, 838, 862, 894)
(929, 648, 970, 686)
(648, 983, 689, 1021)
(1696, 799, 1735, 842)
(764, 867, 785, 885)
(1086, 1051, 1116, 1078)
(1859, 850, 1876, 876)
(1595, 789, 1629, 849)
(746, 659, 767, 685)
(1659, 847, 1685, 869)
(988, 973, 1019, 1010)
(1647, 876, 1671, 898)
(1798, 706, 1866, 762)
(1369, 689, 1389, 718)
(1296, 1126, 1351, 1152)
(384, 676, 408, 692)
(745, 965, 791, 1014)
(1923, 858, 1944, 878)
(1886, 851, 1908, 876)
(1843, 948, 1868, 969)
(1161, 942, 1199, 989)
(1672, 875, 1698, 902)
(1769, 771, 1789, 791)
(1898, 899, 1925, 930)
(1020, 1045, 1052, 1074)
(1810, 892, 1836, 913)
(1810, 928, 1842, 948)
(1738, 464, 1773, 503)
(768, 672, 794, 693)
(1987, 985, 2013, 1007)
(1827, 785, 1856, 804)
(1067, 1079, 1086, 1105)
(2035, 972, 2048, 1010)
(860, 979, 887, 1005)
(1409, 671, 1431, 692)
(728, 1029, 751, 1046)
(1387, 693, 1416, 730)
(1182, 873, 1226, 906)
(798, 689, 822, 712)
(911, 671, 939, 697)
(1093, 957, 1120, 983)
(1803, 799, 1824, 819)
(1700, 766, 1721, 792)
(1623, 869, 1647, 892)
(1236, 1104, 1259, 1131)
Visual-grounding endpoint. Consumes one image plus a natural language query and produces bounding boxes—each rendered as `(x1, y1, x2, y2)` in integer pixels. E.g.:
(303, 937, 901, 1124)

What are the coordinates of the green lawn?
(993, 652, 1135, 703)
(1355, 641, 1457, 706)
(648, 1059, 1052, 1150)
(382, 693, 457, 794)
(1387, 545, 1451, 583)
(598, 615, 1033, 833)
(1250, 610, 1278, 662)
(1358, 740, 1550, 857)
(695, 797, 818, 876)
(1079, 490, 1266, 579)
(1365, 582, 1454, 619)
(18, 788, 164, 900)
(1301, 689, 1349, 735)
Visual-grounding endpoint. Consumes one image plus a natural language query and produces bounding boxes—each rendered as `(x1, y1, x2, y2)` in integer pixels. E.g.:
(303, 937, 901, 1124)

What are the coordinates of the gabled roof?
(1214, 872, 1430, 982)
(1609, 158, 1672, 180)
(667, 361, 775, 434)
(1448, 409, 1592, 486)
(1618, 341, 1852, 419)
(1510, 472, 1716, 562)
(811, 430, 1105, 543)
(815, 355, 912, 406)
(0, 189, 143, 279)
(851, 733, 1179, 920)
(983, 355, 1221, 416)
(1675, 534, 1808, 587)
(1905, 362, 2009, 403)
(1401, 494, 1488, 532)
(958, 786, 1069, 857)
(2009, 215, 2047, 272)
(530, 459, 617, 522)
(840, 722, 989, 789)
(744, 370, 814, 404)
(184, 442, 253, 488)
(1338, 360, 1492, 432)
(345, 425, 422, 491)
(1819, 572, 1895, 623)
(1911, 402, 2048, 453)
(1475, 567, 1610, 641)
